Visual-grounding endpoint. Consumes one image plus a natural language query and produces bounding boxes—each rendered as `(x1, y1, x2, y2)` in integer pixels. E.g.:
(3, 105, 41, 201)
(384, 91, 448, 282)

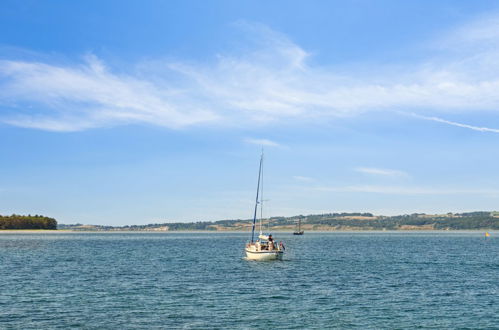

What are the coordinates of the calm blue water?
(0, 232, 497, 329)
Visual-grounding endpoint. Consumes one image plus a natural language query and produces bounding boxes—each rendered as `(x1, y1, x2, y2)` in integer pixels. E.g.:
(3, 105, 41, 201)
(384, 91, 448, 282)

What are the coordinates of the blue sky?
(3, 1, 499, 225)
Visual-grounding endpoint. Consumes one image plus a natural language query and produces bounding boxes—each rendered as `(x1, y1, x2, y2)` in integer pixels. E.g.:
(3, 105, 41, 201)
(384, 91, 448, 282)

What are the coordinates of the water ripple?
(0, 232, 497, 328)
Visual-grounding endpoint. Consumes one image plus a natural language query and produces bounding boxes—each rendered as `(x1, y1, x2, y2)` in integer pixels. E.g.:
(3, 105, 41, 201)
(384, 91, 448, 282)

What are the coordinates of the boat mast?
(259, 151, 264, 235)
(250, 152, 263, 243)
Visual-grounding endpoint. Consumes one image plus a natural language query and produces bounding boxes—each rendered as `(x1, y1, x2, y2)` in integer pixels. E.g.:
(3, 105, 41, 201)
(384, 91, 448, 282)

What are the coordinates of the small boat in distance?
(293, 218, 304, 235)
(245, 152, 284, 261)
(485, 232, 490, 237)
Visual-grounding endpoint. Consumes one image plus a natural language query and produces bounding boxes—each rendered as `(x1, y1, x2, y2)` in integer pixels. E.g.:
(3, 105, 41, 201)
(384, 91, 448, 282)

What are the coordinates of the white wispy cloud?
(411, 113, 499, 133)
(0, 54, 218, 131)
(355, 167, 408, 178)
(3, 17, 499, 131)
(437, 13, 499, 51)
(313, 185, 499, 195)
(244, 138, 281, 147)
(293, 175, 315, 182)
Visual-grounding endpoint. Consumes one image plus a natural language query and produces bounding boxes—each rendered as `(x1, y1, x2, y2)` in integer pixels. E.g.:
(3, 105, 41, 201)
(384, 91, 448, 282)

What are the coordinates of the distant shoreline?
(0, 229, 495, 234)
(4, 211, 499, 232)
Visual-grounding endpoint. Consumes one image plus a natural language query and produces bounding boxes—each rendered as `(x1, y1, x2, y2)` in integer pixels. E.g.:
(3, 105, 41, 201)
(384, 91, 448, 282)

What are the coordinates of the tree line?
(0, 214, 57, 230)
(59, 212, 499, 231)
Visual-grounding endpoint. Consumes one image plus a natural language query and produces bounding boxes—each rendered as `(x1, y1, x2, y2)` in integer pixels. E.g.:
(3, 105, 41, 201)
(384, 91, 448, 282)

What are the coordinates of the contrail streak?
(411, 113, 499, 133)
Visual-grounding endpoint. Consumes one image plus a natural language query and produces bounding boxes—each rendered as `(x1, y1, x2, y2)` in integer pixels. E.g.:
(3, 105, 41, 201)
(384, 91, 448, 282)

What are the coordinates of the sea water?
(0, 232, 497, 329)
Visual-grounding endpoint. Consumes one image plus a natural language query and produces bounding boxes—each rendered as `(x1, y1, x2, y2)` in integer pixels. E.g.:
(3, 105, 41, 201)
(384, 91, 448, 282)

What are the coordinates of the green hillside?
(58, 211, 499, 231)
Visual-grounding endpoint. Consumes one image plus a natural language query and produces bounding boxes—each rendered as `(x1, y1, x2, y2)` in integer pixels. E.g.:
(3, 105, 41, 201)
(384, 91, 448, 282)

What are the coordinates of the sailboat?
(245, 152, 284, 261)
(293, 218, 304, 235)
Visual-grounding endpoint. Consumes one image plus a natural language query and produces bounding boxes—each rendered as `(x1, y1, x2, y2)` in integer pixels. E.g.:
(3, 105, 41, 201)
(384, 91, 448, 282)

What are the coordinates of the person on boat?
(268, 234, 274, 250)
(279, 241, 285, 251)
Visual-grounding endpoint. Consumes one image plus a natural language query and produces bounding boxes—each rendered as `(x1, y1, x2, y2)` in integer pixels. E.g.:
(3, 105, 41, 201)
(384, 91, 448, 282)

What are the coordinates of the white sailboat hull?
(245, 249, 283, 261)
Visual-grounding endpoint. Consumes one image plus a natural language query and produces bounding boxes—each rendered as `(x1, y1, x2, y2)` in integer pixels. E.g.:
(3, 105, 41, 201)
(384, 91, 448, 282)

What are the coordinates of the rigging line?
(250, 152, 263, 243)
